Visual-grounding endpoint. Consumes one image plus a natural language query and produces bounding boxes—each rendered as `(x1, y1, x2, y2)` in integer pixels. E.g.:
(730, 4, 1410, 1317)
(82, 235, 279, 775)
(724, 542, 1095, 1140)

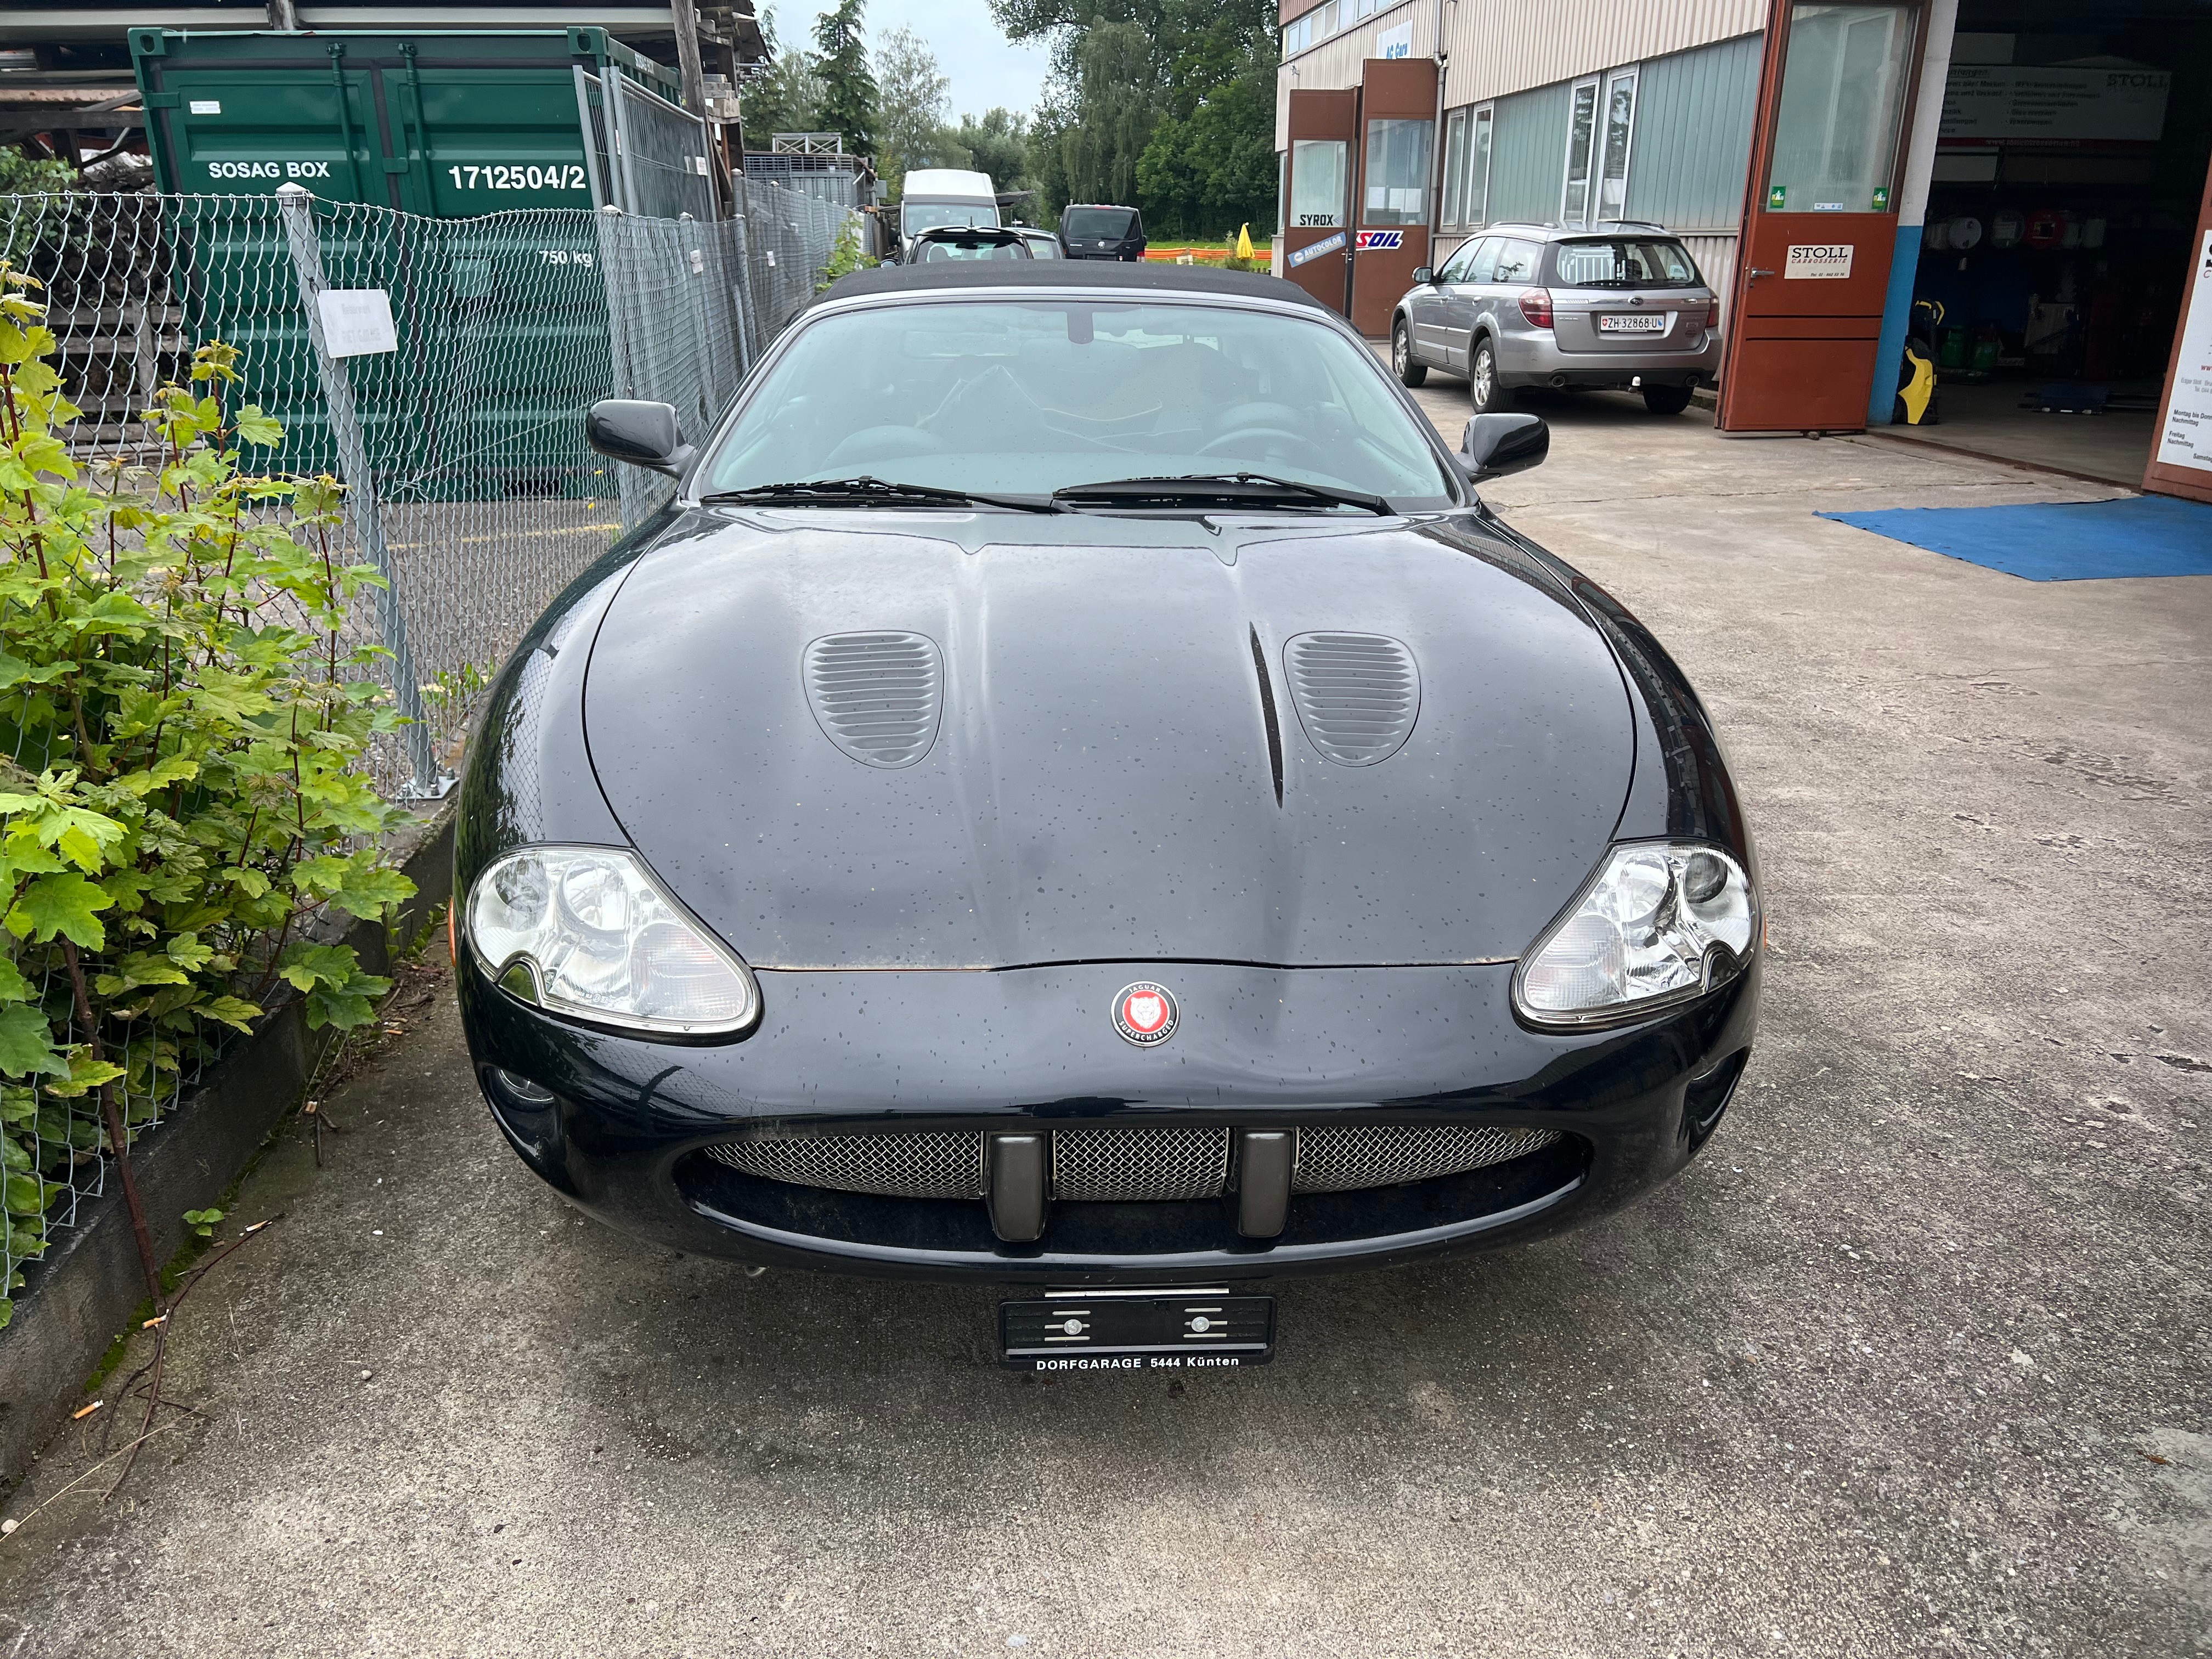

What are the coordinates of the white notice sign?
(1785, 244, 1854, 280)
(316, 289, 398, 358)
(2154, 230, 2212, 475)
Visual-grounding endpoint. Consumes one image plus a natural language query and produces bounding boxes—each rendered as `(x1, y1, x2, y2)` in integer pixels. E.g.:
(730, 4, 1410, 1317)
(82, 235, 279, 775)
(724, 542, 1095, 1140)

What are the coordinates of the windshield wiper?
(1051, 472, 1392, 515)
(699, 476, 1065, 513)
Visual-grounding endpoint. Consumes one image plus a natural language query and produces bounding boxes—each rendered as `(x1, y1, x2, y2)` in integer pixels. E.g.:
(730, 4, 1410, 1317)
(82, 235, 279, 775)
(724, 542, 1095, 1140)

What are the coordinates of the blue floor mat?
(1818, 495, 2212, 581)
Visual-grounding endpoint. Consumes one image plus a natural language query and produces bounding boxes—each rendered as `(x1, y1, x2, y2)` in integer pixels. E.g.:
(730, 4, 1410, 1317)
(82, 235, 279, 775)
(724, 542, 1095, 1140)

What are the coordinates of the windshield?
(904, 200, 1000, 234)
(703, 299, 1455, 504)
(1022, 234, 1062, 258)
(1065, 207, 1138, 240)
(1550, 238, 1699, 287)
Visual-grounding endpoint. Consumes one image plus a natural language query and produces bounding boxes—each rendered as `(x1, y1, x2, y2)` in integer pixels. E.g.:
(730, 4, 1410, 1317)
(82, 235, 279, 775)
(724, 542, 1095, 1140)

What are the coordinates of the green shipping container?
(131, 26, 685, 212)
(129, 29, 703, 496)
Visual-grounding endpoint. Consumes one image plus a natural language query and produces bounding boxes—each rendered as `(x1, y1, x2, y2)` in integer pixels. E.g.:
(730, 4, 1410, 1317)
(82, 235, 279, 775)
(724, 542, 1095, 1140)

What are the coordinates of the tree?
(874, 26, 955, 195)
(812, 0, 879, 157)
(992, 0, 1278, 228)
(741, 6, 826, 143)
(1135, 38, 1275, 236)
(952, 109, 1036, 198)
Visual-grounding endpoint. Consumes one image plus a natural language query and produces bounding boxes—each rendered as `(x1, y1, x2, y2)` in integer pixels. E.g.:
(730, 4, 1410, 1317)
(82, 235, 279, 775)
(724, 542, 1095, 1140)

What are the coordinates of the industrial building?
(1273, 0, 2212, 501)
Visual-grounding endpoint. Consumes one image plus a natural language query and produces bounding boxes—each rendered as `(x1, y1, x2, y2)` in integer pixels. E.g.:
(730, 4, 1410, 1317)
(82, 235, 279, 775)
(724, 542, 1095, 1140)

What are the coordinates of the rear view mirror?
(1412, 266, 1435, 286)
(1459, 413, 1549, 481)
(586, 399, 695, 478)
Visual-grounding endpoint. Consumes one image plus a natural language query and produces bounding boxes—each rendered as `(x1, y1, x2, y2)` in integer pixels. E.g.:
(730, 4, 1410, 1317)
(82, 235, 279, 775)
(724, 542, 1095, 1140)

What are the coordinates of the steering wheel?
(1198, 425, 1327, 467)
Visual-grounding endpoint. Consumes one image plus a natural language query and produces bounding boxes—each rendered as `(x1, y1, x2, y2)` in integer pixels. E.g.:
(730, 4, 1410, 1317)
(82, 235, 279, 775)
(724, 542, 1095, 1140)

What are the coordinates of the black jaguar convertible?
(455, 263, 1759, 1367)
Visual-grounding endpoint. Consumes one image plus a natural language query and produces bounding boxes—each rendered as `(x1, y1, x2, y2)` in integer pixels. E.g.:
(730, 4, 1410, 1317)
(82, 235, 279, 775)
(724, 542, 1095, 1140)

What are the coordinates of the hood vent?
(804, 631, 944, 768)
(1283, 631, 1420, 765)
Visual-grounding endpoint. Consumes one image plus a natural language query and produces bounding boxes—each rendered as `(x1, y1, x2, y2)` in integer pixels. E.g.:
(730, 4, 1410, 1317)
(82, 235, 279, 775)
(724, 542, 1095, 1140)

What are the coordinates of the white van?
(898, 168, 997, 255)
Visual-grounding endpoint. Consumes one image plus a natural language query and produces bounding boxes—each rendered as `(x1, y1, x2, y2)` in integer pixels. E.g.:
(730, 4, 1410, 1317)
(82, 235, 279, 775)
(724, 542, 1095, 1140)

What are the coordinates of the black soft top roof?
(812, 260, 1330, 313)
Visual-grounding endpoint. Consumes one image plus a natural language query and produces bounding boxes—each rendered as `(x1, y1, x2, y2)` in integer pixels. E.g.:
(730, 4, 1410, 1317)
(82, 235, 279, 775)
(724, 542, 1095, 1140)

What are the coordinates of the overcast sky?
(764, 1, 1055, 122)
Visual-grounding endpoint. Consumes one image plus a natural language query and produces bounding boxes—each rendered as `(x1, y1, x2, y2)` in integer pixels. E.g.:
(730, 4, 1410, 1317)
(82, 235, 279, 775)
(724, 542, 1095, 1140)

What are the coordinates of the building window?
(1465, 104, 1493, 227)
(1562, 70, 1637, 226)
(1561, 77, 1599, 225)
(1767, 2, 1913, 212)
(1363, 117, 1432, 225)
(1291, 138, 1348, 228)
(1438, 104, 1494, 230)
(1598, 68, 1638, 223)
(1282, 0, 1339, 57)
(1441, 109, 1468, 228)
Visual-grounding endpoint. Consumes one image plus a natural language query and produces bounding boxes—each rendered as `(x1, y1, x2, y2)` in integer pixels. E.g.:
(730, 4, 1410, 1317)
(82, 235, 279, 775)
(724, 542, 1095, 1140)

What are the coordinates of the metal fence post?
(274, 183, 447, 798)
(591, 205, 653, 531)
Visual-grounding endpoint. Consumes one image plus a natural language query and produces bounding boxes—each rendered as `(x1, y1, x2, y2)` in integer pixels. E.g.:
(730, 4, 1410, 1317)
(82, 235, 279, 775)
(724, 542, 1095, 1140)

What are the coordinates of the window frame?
(1560, 76, 1600, 227)
(1596, 66, 1640, 225)
(1290, 137, 1351, 229)
(1464, 103, 1495, 229)
(1441, 109, 1469, 230)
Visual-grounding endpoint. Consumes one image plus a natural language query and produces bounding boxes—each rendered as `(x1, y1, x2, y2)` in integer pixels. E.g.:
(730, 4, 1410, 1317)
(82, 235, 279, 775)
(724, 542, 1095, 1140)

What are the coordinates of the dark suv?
(1059, 204, 1146, 261)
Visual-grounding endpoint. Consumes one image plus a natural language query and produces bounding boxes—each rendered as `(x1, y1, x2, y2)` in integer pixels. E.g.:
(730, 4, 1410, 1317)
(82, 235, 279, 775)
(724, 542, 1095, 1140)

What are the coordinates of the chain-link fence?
(1, 182, 854, 786)
(0, 179, 853, 1305)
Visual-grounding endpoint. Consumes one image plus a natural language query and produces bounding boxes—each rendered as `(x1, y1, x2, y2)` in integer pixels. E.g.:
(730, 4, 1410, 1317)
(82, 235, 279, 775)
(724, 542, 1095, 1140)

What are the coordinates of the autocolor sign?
(1785, 243, 1854, 280)
(1288, 232, 1347, 267)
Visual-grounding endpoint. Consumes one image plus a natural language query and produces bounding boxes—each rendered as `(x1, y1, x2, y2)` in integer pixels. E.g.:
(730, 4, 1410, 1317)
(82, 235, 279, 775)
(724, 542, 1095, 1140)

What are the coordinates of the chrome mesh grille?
(1053, 1127, 1230, 1201)
(803, 631, 944, 768)
(1291, 1125, 1561, 1193)
(705, 1124, 1559, 1201)
(704, 1131, 983, 1198)
(1283, 631, 1420, 765)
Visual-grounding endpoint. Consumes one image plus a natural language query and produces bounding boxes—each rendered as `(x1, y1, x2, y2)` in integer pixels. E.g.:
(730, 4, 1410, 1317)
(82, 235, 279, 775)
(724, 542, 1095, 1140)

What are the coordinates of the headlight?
(466, 846, 759, 1036)
(1514, 841, 1757, 1026)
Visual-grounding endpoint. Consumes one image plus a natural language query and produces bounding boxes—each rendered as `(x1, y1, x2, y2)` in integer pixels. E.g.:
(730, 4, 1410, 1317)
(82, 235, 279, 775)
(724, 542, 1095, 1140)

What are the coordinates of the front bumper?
(457, 953, 1758, 1285)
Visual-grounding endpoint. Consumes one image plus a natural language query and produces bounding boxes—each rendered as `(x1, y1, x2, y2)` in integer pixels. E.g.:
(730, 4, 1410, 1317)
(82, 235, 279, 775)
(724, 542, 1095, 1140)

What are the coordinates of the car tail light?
(1704, 297, 1720, 330)
(1518, 287, 1553, 329)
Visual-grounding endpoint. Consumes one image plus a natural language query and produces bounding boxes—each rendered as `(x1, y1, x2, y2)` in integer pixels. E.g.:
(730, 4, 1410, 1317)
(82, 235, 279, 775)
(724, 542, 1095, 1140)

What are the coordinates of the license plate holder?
(1000, 1290, 1274, 1370)
(1598, 313, 1668, 334)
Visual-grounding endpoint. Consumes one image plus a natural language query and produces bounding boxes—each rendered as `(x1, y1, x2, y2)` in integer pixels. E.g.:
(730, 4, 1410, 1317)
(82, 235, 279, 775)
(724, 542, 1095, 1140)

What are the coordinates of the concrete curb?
(0, 804, 455, 1492)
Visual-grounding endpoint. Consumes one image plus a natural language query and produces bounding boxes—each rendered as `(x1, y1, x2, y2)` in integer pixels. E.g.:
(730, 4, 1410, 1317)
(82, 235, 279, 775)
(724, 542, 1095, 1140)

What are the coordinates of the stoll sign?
(1785, 243, 1854, 280)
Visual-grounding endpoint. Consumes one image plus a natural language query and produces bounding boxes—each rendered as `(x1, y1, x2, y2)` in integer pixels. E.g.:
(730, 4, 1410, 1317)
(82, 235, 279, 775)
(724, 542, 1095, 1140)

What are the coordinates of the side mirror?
(1458, 413, 1549, 481)
(586, 399, 695, 478)
(1412, 266, 1435, 286)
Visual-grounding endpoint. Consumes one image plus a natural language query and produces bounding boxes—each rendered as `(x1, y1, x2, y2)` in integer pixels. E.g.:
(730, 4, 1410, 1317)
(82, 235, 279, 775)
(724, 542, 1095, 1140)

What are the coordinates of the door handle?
(1747, 267, 1775, 280)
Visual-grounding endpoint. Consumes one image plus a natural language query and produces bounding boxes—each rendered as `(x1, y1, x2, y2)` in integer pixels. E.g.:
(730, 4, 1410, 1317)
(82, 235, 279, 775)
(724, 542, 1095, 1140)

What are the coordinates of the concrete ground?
(1865, 377, 2160, 490)
(1, 386, 2207, 1658)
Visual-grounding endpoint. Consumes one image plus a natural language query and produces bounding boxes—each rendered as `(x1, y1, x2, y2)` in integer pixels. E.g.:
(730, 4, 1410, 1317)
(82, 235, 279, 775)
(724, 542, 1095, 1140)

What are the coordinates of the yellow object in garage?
(1898, 342, 1937, 425)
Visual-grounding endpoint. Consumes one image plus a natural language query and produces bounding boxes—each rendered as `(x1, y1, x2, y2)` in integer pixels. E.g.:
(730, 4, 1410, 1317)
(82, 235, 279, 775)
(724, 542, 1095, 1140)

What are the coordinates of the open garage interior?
(1884, 0, 2212, 486)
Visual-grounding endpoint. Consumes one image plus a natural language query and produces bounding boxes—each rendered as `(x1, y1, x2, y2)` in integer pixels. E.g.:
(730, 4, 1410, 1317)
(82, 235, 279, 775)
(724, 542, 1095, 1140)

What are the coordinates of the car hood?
(582, 511, 1632, 969)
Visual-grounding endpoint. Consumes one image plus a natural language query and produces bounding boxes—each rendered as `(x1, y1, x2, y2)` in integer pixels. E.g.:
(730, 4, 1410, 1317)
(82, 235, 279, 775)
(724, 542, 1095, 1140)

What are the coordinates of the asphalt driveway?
(1, 391, 2206, 1658)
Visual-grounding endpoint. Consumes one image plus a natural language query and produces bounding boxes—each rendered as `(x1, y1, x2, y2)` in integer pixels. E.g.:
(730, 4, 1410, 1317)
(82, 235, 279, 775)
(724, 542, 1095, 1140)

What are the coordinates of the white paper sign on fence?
(317, 289, 398, 358)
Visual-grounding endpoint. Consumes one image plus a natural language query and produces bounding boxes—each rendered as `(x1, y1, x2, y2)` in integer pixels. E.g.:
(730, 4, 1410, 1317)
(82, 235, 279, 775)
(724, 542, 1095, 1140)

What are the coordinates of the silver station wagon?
(1391, 221, 1722, 416)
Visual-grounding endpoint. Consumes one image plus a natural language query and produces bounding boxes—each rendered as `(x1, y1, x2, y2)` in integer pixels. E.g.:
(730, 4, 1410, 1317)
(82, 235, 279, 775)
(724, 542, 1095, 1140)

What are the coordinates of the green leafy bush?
(0, 263, 416, 1327)
(816, 216, 880, 291)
